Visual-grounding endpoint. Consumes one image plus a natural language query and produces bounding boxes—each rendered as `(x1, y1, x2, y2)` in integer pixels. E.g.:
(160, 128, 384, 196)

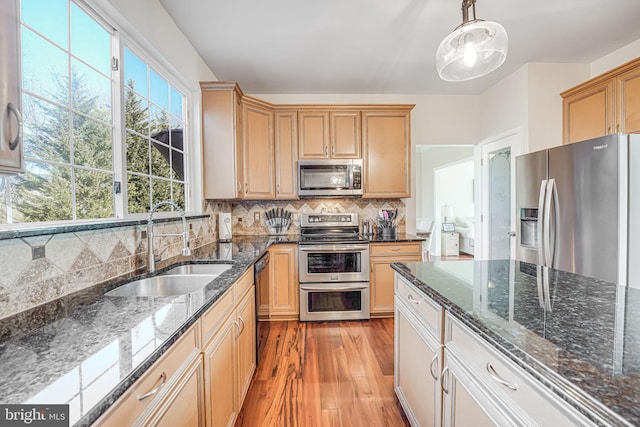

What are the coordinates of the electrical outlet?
(254, 212, 261, 222)
(293, 213, 298, 221)
(32, 245, 45, 260)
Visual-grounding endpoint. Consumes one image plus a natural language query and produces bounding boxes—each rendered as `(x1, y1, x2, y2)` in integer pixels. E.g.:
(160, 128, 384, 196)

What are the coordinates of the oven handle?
(300, 284, 369, 291)
(299, 244, 369, 252)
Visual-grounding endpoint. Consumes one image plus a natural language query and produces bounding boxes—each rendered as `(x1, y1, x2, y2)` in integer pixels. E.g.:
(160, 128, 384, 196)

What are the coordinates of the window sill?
(0, 214, 210, 241)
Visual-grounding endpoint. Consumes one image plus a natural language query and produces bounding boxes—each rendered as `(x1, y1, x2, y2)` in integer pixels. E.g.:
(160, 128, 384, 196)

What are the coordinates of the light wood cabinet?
(370, 242, 422, 317)
(362, 109, 412, 198)
(298, 109, 361, 159)
(298, 111, 330, 159)
(274, 111, 298, 199)
(261, 244, 299, 320)
(562, 57, 640, 144)
(94, 325, 202, 427)
(203, 267, 256, 427)
(242, 98, 275, 199)
(0, 0, 24, 174)
(201, 82, 244, 199)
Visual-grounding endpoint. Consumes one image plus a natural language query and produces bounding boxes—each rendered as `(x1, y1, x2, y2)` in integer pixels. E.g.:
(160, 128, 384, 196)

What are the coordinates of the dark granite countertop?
(363, 232, 425, 243)
(392, 260, 639, 427)
(0, 235, 298, 426)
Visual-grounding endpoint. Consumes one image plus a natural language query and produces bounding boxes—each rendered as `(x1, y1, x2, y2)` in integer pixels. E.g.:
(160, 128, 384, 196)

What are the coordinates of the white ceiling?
(159, 0, 640, 95)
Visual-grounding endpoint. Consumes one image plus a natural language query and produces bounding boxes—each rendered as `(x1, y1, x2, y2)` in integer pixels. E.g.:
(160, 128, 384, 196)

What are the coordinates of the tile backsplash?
(0, 216, 216, 320)
(206, 198, 406, 235)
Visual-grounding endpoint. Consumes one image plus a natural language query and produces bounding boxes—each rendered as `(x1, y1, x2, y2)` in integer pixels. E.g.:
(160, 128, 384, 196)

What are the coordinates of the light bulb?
(463, 42, 477, 68)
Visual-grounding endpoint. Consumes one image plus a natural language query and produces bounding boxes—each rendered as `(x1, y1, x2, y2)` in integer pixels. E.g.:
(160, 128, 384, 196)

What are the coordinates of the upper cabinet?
(362, 108, 412, 198)
(201, 82, 244, 199)
(242, 97, 275, 199)
(298, 109, 361, 159)
(274, 111, 298, 199)
(562, 57, 640, 144)
(0, 0, 24, 174)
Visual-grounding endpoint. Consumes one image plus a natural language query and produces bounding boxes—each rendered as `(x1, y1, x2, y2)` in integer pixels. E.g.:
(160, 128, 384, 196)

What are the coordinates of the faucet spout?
(147, 201, 191, 273)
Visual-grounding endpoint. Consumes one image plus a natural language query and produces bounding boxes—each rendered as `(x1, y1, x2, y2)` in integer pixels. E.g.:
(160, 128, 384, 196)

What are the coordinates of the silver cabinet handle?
(245, 182, 249, 193)
(429, 354, 439, 380)
(238, 315, 246, 335)
(237, 181, 242, 193)
(233, 320, 241, 338)
(441, 366, 450, 394)
(407, 294, 420, 305)
(486, 363, 517, 390)
(7, 103, 23, 151)
(331, 145, 335, 156)
(324, 145, 328, 156)
(138, 372, 166, 401)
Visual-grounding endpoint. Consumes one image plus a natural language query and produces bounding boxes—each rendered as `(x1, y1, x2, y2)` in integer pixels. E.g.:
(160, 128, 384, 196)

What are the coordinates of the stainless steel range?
(298, 213, 370, 321)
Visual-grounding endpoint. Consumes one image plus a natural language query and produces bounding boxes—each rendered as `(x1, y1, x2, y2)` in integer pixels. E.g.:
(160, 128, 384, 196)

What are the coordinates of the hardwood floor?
(235, 319, 409, 427)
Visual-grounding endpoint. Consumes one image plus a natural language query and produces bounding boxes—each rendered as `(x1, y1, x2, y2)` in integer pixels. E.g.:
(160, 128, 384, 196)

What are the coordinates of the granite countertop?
(363, 232, 425, 243)
(0, 235, 297, 426)
(392, 260, 640, 427)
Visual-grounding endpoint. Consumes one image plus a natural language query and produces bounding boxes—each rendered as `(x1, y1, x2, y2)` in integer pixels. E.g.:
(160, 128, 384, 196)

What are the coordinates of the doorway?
(478, 130, 522, 260)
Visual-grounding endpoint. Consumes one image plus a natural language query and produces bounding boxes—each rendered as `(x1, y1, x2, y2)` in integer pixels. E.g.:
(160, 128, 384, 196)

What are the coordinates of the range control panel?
(301, 213, 359, 227)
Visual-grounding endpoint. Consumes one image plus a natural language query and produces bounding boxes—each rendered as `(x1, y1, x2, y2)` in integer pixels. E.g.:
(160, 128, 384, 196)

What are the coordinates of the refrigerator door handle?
(550, 179, 560, 268)
(543, 179, 555, 267)
(537, 180, 548, 265)
(536, 265, 545, 309)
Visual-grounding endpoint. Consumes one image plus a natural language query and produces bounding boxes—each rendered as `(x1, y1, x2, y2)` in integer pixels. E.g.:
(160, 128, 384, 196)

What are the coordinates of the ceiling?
(159, 0, 640, 95)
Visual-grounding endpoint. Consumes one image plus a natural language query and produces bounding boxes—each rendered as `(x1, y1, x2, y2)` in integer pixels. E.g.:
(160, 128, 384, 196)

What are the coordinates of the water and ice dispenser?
(520, 208, 538, 248)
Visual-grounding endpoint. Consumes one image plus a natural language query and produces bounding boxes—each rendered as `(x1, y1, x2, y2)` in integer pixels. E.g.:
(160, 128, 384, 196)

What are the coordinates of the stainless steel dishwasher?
(254, 252, 270, 363)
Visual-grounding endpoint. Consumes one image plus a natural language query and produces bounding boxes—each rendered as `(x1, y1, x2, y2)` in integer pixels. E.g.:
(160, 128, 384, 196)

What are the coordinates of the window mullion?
(112, 29, 126, 219)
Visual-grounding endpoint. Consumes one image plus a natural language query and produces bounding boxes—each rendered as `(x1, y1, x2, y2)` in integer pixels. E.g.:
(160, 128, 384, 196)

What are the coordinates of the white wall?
(258, 94, 480, 234)
(93, 0, 218, 213)
(591, 38, 640, 77)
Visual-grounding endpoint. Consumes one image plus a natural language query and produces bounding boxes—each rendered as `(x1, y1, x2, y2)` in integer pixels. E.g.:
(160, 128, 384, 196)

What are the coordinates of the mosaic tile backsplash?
(206, 198, 406, 235)
(0, 216, 216, 320)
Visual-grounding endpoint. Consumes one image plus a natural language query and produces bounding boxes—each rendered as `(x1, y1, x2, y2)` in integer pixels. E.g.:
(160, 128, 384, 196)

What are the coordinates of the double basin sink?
(106, 263, 232, 297)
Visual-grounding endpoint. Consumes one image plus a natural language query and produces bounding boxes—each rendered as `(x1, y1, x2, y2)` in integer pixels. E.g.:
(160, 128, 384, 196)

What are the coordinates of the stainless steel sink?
(161, 263, 232, 276)
(105, 275, 215, 297)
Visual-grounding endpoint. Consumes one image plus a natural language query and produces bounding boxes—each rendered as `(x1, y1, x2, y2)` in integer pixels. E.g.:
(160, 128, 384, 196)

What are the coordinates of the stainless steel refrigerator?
(515, 133, 640, 287)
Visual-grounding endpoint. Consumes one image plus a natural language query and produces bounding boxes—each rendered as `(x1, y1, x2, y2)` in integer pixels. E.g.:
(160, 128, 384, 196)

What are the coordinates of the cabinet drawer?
(445, 315, 597, 427)
(201, 288, 234, 346)
(234, 266, 254, 302)
(395, 275, 442, 341)
(94, 324, 200, 427)
(371, 242, 421, 257)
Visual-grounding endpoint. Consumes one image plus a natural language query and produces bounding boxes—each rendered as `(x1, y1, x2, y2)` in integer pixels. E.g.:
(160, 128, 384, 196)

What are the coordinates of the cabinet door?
(236, 287, 256, 408)
(371, 260, 395, 316)
(617, 65, 640, 134)
(395, 306, 441, 427)
(201, 84, 243, 199)
(562, 80, 614, 144)
(146, 356, 205, 427)
(269, 244, 299, 318)
(362, 110, 411, 198)
(243, 101, 274, 199)
(204, 315, 237, 427)
(0, 0, 24, 174)
(298, 111, 330, 159)
(274, 111, 298, 199)
(330, 111, 361, 158)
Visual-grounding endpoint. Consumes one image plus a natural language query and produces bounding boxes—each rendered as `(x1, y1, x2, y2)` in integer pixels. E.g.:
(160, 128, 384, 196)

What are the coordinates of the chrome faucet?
(147, 201, 191, 273)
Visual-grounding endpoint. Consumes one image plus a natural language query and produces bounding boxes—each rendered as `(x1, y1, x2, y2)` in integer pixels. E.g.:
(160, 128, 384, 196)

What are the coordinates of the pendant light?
(436, 0, 508, 82)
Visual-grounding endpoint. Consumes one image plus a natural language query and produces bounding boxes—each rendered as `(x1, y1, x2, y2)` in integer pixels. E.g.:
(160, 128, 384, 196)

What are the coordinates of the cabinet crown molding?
(561, 56, 640, 98)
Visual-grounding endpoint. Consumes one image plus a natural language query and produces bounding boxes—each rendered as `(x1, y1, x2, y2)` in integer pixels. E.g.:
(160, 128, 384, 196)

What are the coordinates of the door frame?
(475, 128, 523, 260)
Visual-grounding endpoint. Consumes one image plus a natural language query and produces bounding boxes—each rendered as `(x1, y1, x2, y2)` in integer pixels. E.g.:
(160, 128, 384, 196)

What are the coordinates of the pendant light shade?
(436, 0, 508, 82)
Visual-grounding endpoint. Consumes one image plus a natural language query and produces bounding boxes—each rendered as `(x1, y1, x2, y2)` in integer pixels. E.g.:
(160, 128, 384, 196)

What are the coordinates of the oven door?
(298, 244, 370, 283)
(300, 282, 370, 321)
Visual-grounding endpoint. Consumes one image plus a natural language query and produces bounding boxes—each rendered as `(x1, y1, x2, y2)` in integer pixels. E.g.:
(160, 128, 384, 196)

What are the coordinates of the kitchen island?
(392, 260, 640, 426)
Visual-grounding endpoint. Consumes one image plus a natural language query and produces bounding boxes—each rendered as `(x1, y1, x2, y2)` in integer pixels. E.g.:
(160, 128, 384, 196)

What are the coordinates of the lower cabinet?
(203, 267, 256, 427)
(370, 242, 422, 317)
(395, 273, 597, 427)
(257, 244, 299, 320)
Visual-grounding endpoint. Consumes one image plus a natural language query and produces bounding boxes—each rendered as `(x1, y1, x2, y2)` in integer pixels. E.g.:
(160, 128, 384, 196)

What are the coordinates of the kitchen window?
(0, 0, 188, 224)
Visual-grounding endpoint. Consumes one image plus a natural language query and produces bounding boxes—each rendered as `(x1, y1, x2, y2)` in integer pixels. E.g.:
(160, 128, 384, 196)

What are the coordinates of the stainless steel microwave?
(298, 159, 363, 197)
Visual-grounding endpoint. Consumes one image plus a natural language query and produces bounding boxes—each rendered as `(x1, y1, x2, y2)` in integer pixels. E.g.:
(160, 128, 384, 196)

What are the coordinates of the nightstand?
(441, 232, 460, 256)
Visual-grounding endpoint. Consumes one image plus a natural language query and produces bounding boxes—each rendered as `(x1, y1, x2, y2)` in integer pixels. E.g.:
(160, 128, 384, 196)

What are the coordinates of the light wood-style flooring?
(235, 319, 409, 427)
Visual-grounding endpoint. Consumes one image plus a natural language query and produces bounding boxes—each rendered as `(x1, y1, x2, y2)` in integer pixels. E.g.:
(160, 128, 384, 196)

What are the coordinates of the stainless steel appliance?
(298, 213, 370, 321)
(254, 252, 270, 362)
(515, 133, 640, 287)
(298, 159, 363, 197)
